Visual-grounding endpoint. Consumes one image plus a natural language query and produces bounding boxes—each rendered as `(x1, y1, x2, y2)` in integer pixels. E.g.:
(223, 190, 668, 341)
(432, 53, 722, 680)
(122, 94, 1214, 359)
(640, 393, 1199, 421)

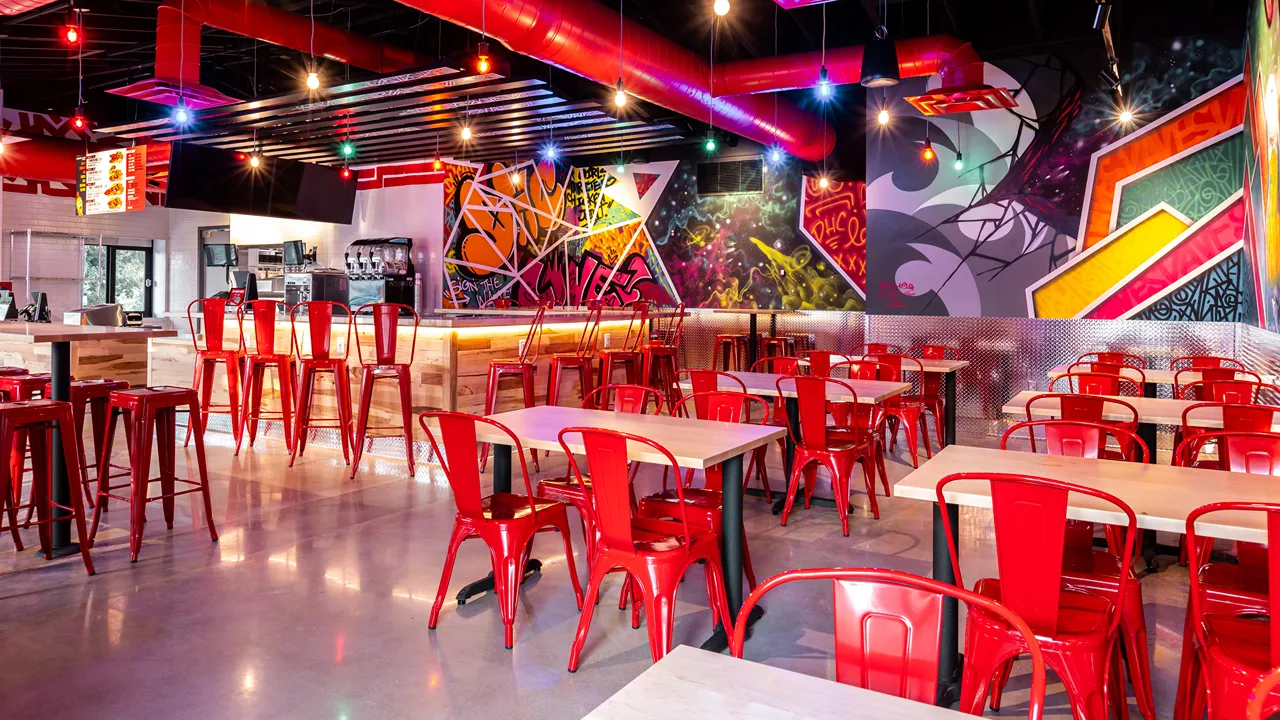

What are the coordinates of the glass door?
(110, 248, 152, 315)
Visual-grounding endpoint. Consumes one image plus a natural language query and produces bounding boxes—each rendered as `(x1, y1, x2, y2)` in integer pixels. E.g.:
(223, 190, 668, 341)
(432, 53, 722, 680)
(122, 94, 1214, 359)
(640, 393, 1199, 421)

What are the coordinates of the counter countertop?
(0, 322, 177, 343)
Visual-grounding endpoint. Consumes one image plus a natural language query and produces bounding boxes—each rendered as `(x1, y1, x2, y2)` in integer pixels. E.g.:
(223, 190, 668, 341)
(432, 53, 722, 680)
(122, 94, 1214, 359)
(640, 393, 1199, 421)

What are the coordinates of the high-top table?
(0, 323, 177, 553)
(678, 371, 910, 516)
(711, 308, 796, 370)
(894, 444, 1280, 706)
(583, 645, 968, 719)
(468, 404, 785, 651)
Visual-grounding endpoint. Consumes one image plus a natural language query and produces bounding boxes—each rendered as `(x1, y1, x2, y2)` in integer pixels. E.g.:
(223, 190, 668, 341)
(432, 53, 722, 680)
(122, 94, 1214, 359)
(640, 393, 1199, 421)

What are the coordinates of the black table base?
(456, 560, 543, 605)
(50, 340, 72, 550)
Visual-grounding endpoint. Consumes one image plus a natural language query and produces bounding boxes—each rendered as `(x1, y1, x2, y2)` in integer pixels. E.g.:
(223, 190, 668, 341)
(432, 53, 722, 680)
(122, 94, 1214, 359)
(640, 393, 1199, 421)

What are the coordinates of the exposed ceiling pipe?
(0, 0, 59, 17)
(111, 0, 433, 108)
(392, 0, 834, 161)
(711, 35, 985, 97)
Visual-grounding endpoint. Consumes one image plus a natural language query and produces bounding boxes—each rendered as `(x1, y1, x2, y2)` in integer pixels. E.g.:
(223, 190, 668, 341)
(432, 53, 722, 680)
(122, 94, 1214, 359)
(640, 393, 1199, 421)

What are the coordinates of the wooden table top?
(894, 445, 1276, 543)
(678, 371, 910, 404)
(0, 323, 177, 343)
(475, 406, 785, 470)
(1047, 364, 1278, 386)
(1002, 389, 1280, 429)
(582, 645, 967, 720)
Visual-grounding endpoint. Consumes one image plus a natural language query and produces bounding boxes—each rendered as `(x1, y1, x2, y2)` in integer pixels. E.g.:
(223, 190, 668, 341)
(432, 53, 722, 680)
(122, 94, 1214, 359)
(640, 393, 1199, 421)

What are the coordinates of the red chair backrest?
(355, 302, 418, 366)
(729, 568, 1047, 718)
(748, 356, 800, 375)
(778, 375, 859, 451)
(1171, 354, 1245, 371)
(1177, 368, 1265, 404)
(1181, 402, 1279, 438)
(583, 383, 663, 415)
(649, 302, 684, 348)
(419, 411, 536, 520)
(1002, 419, 1149, 463)
(1175, 430, 1280, 475)
(678, 369, 746, 399)
(237, 299, 291, 356)
(798, 349, 836, 377)
(1079, 351, 1144, 369)
(617, 301, 650, 352)
(189, 297, 241, 354)
(832, 358, 894, 381)
(572, 301, 604, 358)
(518, 304, 548, 364)
(674, 390, 770, 426)
(558, 427, 692, 558)
(937, 472, 1136, 638)
(1187, 502, 1280, 669)
(290, 301, 352, 361)
(909, 345, 959, 360)
(1049, 370, 1139, 397)
(852, 343, 904, 356)
(1024, 392, 1138, 425)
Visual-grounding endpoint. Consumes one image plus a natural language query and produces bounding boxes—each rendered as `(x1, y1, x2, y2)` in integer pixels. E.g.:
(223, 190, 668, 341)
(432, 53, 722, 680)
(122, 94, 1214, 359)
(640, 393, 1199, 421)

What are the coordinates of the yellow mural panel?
(1031, 208, 1191, 318)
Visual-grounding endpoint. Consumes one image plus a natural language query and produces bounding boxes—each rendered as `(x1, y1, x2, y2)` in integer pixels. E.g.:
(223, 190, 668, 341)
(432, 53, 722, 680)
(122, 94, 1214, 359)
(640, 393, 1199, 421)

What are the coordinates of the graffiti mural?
(1247, 0, 1280, 328)
(444, 156, 865, 311)
(868, 37, 1254, 322)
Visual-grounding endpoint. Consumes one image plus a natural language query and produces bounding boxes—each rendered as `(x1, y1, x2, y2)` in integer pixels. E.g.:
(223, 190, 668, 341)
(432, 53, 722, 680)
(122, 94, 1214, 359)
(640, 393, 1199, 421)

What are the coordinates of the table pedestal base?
(700, 602, 764, 653)
(456, 559, 542, 605)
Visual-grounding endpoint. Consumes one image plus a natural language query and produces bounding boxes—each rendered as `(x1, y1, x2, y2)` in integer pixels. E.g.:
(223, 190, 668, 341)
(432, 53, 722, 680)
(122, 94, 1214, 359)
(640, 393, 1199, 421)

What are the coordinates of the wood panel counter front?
(149, 313, 643, 441)
(0, 322, 172, 386)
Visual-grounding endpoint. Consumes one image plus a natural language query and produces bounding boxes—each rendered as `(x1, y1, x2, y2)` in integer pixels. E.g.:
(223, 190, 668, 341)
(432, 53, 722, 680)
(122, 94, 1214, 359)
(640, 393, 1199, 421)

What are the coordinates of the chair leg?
(779, 457, 808, 526)
(289, 368, 312, 468)
(89, 406, 120, 544)
(397, 369, 415, 477)
(521, 366, 540, 472)
(54, 411, 95, 575)
(0, 422, 22, 551)
(568, 560, 612, 672)
(129, 411, 156, 562)
(157, 409, 176, 529)
(277, 363, 296, 454)
(335, 367, 354, 465)
(479, 365, 502, 472)
(185, 359, 205, 448)
(350, 371, 375, 479)
(550, 512, 584, 608)
(29, 429, 51, 558)
(429, 520, 469, 629)
(187, 400, 217, 543)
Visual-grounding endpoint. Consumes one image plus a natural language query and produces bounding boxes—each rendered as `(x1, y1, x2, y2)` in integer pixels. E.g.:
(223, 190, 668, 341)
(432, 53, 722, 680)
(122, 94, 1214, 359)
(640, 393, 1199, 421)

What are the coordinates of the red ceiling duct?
(110, 0, 433, 109)
(0, 0, 57, 16)
(392, 0, 834, 161)
(0, 136, 120, 183)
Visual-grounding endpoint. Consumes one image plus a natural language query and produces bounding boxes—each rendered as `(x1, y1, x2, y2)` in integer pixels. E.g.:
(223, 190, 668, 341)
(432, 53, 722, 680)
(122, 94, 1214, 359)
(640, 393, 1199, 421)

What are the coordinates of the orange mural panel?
(1081, 81, 1246, 250)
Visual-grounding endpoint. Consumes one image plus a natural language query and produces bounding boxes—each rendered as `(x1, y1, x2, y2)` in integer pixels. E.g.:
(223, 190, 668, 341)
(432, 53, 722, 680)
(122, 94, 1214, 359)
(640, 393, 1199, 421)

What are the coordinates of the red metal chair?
(89, 387, 217, 563)
(419, 411, 583, 649)
(535, 384, 663, 561)
(0, 373, 53, 523)
(999, 420, 1153, 717)
(675, 369, 746, 412)
(1178, 403, 1280, 470)
(641, 302, 684, 414)
(560, 426, 732, 671)
(1178, 502, 1280, 720)
(1022, 392, 1140, 460)
(185, 297, 243, 450)
(1176, 368, 1267, 404)
(351, 303, 418, 478)
(850, 342, 903, 356)
(1248, 668, 1280, 720)
(289, 301, 354, 467)
(730, 568, 1048, 719)
(1079, 351, 1145, 369)
(829, 358, 892, 499)
(1170, 355, 1245, 371)
(45, 378, 132, 509)
(0, 399, 95, 574)
(937, 471, 1137, 719)
(480, 304, 546, 472)
(746, 356, 802, 501)
(236, 299, 296, 455)
(907, 345, 960, 449)
(869, 353, 935, 467)
(1067, 360, 1148, 397)
(759, 335, 794, 358)
(712, 333, 750, 372)
(1049, 370, 1143, 397)
(775, 375, 877, 532)
(796, 349, 838, 377)
(640, 390, 771, 591)
(597, 301, 649, 388)
(547, 302, 602, 408)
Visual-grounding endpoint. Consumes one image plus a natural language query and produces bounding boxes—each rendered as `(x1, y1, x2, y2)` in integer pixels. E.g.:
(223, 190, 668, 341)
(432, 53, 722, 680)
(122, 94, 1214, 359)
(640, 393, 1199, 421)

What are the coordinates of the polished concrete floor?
(0, 426, 1193, 719)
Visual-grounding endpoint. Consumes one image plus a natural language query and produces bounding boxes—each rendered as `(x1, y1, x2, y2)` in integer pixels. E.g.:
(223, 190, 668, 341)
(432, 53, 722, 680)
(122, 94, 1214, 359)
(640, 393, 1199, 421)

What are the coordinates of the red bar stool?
(236, 300, 297, 454)
(44, 378, 132, 508)
(641, 303, 684, 413)
(0, 366, 28, 376)
(597, 301, 649, 387)
(0, 399, 95, 574)
(0, 373, 52, 522)
(759, 335, 793, 358)
(89, 386, 217, 562)
(351, 303, 418, 478)
(185, 297, 244, 451)
(546, 302, 602, 409)
(712, 334, 749, 371)
(289, 301, 355, 467)
(480, 304, 547, 472)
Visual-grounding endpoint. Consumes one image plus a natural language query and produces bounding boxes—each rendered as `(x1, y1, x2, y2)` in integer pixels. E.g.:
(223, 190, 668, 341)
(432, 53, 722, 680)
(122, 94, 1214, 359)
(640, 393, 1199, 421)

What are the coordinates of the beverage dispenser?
(345, 237, 414, 308)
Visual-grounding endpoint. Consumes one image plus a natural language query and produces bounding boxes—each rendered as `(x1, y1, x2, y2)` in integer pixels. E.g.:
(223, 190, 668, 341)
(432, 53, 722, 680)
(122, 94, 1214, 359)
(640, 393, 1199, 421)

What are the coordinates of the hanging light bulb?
(510, 169, 522, 186)
(341, 167, 352, 179)
(249, 154, 261, 168)
(769, 148, 783, 164)
(173, 105, 191, 125)
(340, 142, 355, 158)
(432, 157, 443, 171)
(305, 70, 320, 90)
(71, 108, 86, 130)
(704, 134, 717, 153)
(0, 141, 7, 156)
(877, 108, 890, 126)
(616, 161, 626, 174)
(1118, 108, 1134, 124)
(713, 0, 730, 16)
(954, 152, 964, 171)
(818, 176, 830, 189)
(543, 144, 558, 160)
(461, 124, 472, 141)
(817, 66, 832, 99)
(476, 41, 492, 74)
(922, 138, 935, 162)
(64, 25, 79, 44)
(613, 78, 627, 108)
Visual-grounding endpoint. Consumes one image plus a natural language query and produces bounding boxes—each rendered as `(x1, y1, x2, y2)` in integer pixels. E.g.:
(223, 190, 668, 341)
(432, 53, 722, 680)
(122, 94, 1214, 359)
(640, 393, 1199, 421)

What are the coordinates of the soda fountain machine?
(345, 237, 414, 308)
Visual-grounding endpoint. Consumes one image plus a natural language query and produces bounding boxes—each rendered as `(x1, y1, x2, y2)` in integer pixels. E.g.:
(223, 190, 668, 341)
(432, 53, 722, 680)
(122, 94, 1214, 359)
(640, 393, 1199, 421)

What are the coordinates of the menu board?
(76, 146, 146, 216)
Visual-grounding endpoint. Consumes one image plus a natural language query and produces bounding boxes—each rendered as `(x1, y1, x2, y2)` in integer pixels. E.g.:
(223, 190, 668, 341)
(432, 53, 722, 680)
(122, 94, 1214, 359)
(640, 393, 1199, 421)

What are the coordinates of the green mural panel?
(1116, 131, 1246, 228)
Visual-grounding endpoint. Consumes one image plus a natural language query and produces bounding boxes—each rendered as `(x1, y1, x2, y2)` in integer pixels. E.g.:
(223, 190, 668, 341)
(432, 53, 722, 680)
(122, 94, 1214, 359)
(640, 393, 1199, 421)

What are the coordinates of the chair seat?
(642, 487, 722, 511)
(1063, 548, 1127, 579)
(630, 517, 712, 553)
(246, 353, 293, 364)
(481, 492, 561, 520)
(110, 386, 197, 411)
(800, 435, 870, 454)
(490, 359, 533, 369)
(972, 577, 1112, 637)
(1203, 614, 1270, 669)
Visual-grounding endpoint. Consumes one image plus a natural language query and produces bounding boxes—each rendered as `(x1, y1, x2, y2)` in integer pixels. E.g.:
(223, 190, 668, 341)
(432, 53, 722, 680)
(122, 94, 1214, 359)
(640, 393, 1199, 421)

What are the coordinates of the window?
(82, 244, 153, 316)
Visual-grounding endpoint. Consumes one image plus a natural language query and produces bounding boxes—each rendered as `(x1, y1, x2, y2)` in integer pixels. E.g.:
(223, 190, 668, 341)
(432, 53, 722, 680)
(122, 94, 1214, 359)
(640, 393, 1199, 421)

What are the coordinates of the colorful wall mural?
(1247, 0, 1280, 329)
(442, 157, 865, 310)
(868, 36, 1255, 322)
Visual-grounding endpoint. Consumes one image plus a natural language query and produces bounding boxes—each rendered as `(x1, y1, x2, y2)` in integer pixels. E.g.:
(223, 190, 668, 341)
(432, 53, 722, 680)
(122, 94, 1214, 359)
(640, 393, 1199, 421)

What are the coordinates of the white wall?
(166, 208, 229, 316)
(339, 181, 443, 309)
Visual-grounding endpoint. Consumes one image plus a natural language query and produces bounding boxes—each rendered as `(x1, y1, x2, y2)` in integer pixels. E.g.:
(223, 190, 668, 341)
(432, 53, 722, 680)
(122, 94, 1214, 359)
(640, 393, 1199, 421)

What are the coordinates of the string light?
(818, 176, 830, 189)
(769, 148, 783, 164)
(713, 0, 730, 16)
(432, 157, 443, 171)
(72, 109, 86, 130)
(476, 40, 491, 74)
(305, 69, 320, 91)
(461, 124, 472, 141)
(1118, 108, 1134, 124)
(341, 167, 351, 179)
(877, 108, 890, 125)
(510, 169, 522, 186)
(613, 79, 627, 108)
(64, 25, 79, 44)
(249, 154, 261, 168)
(817, 66, 832, 99)
(954, 152, 964, 171)
(543, 145, 558, 160)
(922, 138, 935, 162)
(340, 142, 354, 157)
(173, 105, 191, 125)
(704, 134, 717, 153)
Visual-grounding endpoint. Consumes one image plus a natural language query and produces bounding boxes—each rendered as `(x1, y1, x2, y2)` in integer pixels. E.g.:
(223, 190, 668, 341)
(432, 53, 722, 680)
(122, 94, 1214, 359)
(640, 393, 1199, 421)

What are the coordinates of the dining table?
(893, 444, 1280, 707)
(0, 322, 177, 554)
(582, 644, 970, 719)
(809, 354, 971, 446)
(467, 404, 785, 651)
(1047, 364, 1278, 397)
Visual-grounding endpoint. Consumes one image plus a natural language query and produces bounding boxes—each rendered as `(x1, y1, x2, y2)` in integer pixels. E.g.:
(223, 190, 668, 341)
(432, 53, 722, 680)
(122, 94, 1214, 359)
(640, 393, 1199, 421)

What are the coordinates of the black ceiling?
(0, 0, 1251, 135)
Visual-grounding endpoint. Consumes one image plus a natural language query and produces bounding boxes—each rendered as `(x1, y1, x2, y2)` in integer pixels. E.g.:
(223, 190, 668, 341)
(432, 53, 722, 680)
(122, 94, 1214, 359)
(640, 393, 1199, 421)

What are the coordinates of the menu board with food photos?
(76, 146, 146, 215)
